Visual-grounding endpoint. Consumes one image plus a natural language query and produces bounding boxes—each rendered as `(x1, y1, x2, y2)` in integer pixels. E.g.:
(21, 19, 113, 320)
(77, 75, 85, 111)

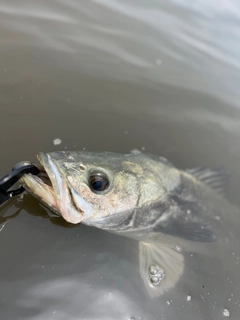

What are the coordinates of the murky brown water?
(1, 1, 240, 319)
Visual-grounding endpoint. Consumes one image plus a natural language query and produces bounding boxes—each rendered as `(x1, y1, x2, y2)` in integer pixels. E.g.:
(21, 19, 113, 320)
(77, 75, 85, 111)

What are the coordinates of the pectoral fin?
(139, 242, 184, 297)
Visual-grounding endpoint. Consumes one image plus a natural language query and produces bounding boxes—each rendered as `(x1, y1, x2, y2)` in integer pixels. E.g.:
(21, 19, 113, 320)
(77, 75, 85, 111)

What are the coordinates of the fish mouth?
(21, 152, 86, 224)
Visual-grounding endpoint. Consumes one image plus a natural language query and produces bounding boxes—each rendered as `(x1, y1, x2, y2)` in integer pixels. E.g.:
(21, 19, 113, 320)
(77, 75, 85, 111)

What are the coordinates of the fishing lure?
(0, 162, 39, 206)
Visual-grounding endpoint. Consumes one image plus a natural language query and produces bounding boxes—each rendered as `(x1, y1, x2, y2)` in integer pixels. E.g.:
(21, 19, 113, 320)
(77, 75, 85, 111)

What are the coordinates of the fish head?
(21, 151, 164, 228)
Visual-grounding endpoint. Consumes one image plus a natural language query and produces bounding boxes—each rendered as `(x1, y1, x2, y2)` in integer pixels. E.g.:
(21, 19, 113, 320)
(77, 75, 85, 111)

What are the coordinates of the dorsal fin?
(186, 167, 229, 196)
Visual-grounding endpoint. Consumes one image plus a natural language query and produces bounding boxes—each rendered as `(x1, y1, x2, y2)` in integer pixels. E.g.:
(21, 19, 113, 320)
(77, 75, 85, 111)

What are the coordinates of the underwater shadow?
(0, 193, 78, 229)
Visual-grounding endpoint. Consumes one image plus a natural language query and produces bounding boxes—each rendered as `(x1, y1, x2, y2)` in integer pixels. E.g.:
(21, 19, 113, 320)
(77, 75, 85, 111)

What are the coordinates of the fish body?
(21, 151, 239, 297)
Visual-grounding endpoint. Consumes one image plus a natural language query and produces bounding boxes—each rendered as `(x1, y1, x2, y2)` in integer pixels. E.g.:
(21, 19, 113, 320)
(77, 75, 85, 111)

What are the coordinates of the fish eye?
(89, 172, 110, 193)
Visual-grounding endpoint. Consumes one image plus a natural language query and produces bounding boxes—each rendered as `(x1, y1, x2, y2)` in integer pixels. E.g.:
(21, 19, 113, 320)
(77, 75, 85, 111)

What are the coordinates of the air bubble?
(176, 245, 182, 253)
(53, 138, 62, 145)
(223, 309, 230, 317)
(187, 295, 192, 301)
(151, 276, 160, 284)
(149, 266, 158, 275)
(148, 264, 165, 286)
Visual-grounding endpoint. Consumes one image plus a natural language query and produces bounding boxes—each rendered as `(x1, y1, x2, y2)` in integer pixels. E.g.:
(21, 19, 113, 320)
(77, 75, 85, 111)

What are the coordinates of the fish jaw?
(21, 152, 89, 224)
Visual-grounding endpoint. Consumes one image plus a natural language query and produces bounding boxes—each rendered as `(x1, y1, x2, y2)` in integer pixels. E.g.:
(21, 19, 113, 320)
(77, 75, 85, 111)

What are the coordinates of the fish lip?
(20, 154, 61, 215)
(39, 152, 85, 224)
(22, 152, 85, 224)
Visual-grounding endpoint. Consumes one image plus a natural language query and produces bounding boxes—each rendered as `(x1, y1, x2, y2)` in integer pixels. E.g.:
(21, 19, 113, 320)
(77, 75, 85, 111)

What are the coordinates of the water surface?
(0, 0, 240, 319)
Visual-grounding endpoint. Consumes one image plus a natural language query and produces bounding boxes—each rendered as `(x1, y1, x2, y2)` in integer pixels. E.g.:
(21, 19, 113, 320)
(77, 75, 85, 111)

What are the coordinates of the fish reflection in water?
(8, 150, 238, 297)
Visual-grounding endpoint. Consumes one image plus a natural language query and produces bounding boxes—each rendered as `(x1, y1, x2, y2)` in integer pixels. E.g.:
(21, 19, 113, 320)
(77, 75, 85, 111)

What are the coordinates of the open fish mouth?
(20, 153, 86, 224)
